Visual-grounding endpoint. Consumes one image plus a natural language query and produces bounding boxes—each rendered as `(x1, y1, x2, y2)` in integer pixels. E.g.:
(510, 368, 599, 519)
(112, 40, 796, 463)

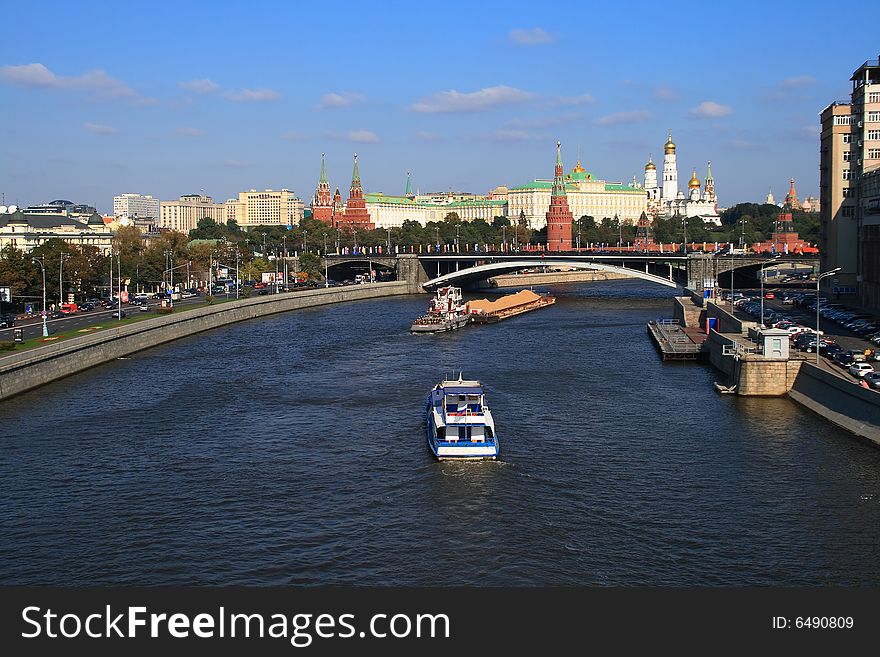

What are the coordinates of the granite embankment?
(0, 282, 411, 401)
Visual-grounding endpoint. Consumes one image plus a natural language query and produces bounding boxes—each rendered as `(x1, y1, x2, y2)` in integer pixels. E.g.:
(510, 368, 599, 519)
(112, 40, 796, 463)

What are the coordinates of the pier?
(647, 319, 706, 361)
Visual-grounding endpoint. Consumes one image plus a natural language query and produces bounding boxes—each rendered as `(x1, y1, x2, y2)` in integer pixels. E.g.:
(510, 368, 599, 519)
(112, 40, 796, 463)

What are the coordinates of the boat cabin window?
(445, 394, 482, 413)
(455, 426, 485, 442)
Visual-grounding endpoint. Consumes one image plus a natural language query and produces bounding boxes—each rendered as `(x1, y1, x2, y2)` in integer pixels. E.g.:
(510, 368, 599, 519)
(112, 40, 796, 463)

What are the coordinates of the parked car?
(139, 304, 150, 312)
(0, 315, 14, 328)
(849, 362, 874, 378)
(864, 372, 880, 390)
(764, 291, 775, 299)
(835, 352, 856, 368)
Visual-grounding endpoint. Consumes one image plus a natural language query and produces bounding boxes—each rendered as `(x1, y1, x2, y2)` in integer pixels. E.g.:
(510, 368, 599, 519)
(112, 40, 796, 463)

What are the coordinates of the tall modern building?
(160, 194, 227, 234)
(114, 193, 159, 221)
(226, 189, 304, 229)
(820, 54, 880, 299)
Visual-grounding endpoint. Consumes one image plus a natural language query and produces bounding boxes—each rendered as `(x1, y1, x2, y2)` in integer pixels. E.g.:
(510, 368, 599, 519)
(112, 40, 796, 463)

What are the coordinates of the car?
(834, 352, 856, 368)
(864, 372, 880, 390)
(0, 315, 14, 328)
(849, 362, 874, 378)
(820, 343, 844, 358)
(764, 291, 775, 299)
(139, 304, 150, 312)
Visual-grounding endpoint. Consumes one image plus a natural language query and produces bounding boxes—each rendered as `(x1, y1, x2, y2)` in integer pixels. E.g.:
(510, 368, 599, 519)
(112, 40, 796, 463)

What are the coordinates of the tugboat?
(425, 376, 499, 460)
(410, 286, 470, 333)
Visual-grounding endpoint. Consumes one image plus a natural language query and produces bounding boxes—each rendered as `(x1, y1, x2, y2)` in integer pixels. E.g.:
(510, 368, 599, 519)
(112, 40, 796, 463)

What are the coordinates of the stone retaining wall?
(788, 362, 880, 445)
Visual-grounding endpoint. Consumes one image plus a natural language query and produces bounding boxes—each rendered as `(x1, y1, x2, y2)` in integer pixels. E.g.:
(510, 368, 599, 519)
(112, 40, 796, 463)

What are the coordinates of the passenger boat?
(425, 376, 499, 460)
(410, 286, 470, 333)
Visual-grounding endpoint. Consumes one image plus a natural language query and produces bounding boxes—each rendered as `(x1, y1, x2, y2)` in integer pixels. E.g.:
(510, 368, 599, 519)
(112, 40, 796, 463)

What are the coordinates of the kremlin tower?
(335, 154, 375, 231)
(312, 153, 334, 224)
(545, 141, 573, 252)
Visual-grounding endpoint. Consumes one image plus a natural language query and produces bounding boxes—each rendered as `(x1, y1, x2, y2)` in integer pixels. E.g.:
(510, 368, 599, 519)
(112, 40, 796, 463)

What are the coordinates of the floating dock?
(647, 319, 707, 361)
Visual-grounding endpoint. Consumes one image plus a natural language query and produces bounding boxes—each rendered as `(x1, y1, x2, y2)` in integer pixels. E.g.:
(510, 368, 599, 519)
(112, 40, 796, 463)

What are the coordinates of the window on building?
(868, 111, 880, 122)
(843, 134, 853, 143)
(869, 148, 880, 159)
(869, 92, 880, 103)
(842, 206, 854, 217)
(843, 169, 852, 180)
(868, 130, 880, 140)
(835, 115, 854, 125)
(843, 151, 853, 161)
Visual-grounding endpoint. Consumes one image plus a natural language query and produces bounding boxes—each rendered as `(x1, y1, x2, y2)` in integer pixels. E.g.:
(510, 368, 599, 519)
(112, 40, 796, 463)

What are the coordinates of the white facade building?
(362, 191, 507, 228)
(114, 193, 159, 220)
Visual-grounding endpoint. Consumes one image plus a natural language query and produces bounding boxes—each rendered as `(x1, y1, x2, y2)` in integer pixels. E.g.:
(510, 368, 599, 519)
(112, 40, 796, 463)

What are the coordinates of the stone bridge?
(322, 252, 820, 293)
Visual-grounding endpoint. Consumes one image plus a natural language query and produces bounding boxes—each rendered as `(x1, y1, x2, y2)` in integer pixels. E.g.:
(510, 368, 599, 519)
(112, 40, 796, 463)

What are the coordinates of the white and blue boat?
(425, 377, 499, 460)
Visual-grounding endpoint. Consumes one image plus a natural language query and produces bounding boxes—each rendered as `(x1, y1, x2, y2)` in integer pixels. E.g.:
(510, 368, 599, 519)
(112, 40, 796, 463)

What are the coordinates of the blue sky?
(0, 0, 876, 214)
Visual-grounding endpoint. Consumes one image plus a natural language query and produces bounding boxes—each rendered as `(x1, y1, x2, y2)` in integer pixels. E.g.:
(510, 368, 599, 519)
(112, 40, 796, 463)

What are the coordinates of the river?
(2, 279, 879, 585)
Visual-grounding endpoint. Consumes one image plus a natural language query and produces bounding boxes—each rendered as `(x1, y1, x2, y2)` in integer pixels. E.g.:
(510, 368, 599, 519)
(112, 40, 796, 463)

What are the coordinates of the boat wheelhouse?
(425, 377, 499, 460)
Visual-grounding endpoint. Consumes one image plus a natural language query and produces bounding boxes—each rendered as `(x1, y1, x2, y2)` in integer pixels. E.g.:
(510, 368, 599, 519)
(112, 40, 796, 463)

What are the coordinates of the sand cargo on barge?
(467, 289, 556, 324)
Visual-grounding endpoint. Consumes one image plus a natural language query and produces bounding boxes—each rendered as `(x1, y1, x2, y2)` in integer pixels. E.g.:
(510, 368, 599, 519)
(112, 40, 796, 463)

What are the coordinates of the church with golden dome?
(643, 131, 720, 226)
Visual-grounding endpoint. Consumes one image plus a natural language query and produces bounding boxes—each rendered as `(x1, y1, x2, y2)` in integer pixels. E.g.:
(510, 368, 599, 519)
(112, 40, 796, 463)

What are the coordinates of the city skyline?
(0, 0, 876, 214)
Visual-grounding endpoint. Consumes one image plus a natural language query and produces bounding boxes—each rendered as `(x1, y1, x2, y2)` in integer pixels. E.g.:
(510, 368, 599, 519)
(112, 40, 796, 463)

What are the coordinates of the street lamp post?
(59, 252, 66, 307)
(303, 230, 308, 253)
(815, 267, 841, 365)
(117, 251, 122, 320)
(323, 233, 329, 287)
(502, 225, 507, 253)
(434, 227, 440, 252)
(282, 236, 288, 291)
(760, 255, 781, 327)
(32, 257, 48, 337)
(386, 228, 392, 252)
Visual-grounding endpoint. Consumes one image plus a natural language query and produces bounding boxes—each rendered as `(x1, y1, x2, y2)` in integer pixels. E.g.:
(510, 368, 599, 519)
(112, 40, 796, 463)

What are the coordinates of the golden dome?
(688, 169, 701, 188)
(572, 160, 585, 173)
(664, 137, 676, 154)
(645, 158, 656, 170)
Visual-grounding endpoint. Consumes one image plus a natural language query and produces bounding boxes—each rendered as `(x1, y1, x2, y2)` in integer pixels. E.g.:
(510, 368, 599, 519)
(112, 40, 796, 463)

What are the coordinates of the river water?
(2, 279, 879, 585)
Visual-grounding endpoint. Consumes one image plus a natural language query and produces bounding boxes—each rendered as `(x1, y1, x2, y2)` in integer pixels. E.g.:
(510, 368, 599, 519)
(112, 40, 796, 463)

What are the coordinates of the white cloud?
(225, 88, 281, 102)
(174, 127, 205, 137)
(415, 131, 442, 142)
(478, 129, 534, 142)
(556, 93, 595, 106)
(690, 101, 733, 118)
(179, 78, 220, 94)
(508, 27, 555, 46)
(84, 122, 118, 135)
(779, 75, 816, 89)
(0, 63, 143, 101)
(410, 85, 533, 113)
(317, 92, 366, 109)
(725, 139, 754, 151)
(346, 130, 380, 144)
(652, 85, 679, 101)
(506, 113, 582, 129)
(595, 110, 652, 126)
(281, 131, 307, 141)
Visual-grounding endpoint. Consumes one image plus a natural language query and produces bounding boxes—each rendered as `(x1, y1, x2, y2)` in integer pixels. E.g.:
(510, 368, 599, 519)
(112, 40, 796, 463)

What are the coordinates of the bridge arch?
(423, 259, 679, 290)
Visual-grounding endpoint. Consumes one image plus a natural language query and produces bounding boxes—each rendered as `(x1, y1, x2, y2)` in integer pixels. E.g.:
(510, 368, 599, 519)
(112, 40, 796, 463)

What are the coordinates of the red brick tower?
(312, 153, 334, 224)
(335, 154, 375, 231)
(545, 141, 573, 251)
(333, 187, 343, 216)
